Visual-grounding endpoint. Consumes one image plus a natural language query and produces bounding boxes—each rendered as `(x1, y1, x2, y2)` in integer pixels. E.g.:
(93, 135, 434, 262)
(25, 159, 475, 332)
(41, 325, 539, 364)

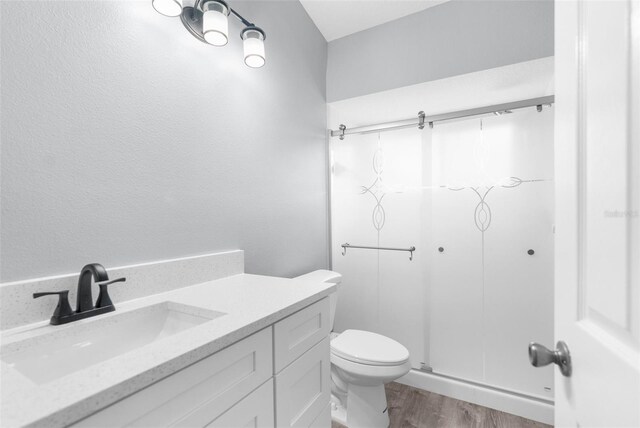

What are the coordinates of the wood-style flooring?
(331, 382, 552, 428)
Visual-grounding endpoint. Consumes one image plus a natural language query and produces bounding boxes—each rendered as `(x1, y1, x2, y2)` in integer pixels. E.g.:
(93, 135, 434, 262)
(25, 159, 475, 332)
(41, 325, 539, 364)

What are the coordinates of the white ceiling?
(299, 0, 451, 42)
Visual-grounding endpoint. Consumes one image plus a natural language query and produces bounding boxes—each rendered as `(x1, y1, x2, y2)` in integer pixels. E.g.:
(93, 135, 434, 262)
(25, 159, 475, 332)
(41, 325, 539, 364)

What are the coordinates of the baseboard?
(397, 369, 554, 425)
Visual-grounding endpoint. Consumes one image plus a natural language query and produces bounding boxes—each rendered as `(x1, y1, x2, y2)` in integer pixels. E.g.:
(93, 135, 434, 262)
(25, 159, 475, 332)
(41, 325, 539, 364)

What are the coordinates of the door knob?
(528, 341, 572, 377)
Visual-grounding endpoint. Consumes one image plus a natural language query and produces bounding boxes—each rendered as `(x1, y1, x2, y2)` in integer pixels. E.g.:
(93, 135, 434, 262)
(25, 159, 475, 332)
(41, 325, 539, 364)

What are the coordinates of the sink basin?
(1, 302, 225, 384)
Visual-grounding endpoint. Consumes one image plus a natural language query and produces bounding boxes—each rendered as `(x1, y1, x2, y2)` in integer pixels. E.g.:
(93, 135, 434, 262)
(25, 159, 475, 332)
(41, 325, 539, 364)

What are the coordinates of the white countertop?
(0, 274, 336, 428)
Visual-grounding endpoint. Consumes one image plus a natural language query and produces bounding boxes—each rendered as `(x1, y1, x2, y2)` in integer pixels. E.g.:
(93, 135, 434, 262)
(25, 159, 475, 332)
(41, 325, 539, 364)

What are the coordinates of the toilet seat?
(330, 330, 410, 366)
(330, 352, 412, 388)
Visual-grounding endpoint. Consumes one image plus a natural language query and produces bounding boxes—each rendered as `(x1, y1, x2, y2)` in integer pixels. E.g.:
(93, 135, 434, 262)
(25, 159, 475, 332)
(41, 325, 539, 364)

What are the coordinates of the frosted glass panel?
(331, 129, 424, 368)
(428, 108, 554, 399)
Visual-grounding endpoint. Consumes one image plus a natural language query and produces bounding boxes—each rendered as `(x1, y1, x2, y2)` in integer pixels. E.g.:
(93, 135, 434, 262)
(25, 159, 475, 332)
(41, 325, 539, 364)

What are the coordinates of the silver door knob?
(528, 341, 572, 377)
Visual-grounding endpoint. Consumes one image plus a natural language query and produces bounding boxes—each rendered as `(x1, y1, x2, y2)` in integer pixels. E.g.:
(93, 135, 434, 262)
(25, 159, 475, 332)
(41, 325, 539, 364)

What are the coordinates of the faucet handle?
(95, 277, 126, 309)
(33, 291, 74, 322)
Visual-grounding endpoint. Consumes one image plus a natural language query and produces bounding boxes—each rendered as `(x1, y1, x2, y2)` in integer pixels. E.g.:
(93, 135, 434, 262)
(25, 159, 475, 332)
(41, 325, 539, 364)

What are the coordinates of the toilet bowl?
(330, 329, 411, 428)
(295, 270, 411, 428)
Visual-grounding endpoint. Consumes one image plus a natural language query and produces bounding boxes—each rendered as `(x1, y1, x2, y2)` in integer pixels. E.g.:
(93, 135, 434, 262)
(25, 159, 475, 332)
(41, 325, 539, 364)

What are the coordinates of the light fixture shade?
(203, 1, 229, 46)
(242, 27, 265, 68)
(152, 0, 183, 17)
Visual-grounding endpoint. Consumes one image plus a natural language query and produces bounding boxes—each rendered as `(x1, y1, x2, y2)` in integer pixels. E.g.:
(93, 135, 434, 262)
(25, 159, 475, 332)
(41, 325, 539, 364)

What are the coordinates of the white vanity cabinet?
(71, 296, 331, 428)
(273, 298, 331, 428)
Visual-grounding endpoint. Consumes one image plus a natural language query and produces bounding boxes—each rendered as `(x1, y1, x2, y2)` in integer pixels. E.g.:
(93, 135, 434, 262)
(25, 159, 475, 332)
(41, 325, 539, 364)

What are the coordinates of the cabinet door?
(275, 337, 330, 428)
(73, 328, 273, 428)
(206, 380, 274, 428)
(274, 298, 330, 373)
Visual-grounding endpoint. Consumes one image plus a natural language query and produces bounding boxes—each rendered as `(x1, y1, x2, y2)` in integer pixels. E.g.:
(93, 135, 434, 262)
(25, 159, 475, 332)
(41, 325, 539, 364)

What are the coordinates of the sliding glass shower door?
(427, 108, 554, 399)
(330, 106, 554, 400)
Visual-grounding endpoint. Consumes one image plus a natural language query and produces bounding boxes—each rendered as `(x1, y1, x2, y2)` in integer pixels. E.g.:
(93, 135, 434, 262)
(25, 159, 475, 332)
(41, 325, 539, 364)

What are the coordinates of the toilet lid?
(330, 330, 410, 366)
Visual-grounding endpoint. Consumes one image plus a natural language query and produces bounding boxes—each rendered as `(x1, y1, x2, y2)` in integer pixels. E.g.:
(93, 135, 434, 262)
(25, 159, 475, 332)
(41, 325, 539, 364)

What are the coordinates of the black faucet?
(77, 263, 108, 312)
(34, 263, 126, 325)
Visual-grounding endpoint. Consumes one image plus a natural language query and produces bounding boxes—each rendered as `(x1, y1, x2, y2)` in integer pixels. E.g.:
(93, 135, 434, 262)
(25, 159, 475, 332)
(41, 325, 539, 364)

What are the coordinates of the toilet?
(295, 270, 411, 428)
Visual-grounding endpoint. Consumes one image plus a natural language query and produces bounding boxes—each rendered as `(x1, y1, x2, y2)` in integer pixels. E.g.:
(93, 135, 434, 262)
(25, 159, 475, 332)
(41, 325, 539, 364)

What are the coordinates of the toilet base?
(330, 384, 390, 428)
(330, 397, 348, 427)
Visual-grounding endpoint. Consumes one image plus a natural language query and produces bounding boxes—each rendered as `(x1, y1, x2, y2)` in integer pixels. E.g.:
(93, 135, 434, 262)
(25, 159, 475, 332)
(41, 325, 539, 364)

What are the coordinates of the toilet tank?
(294, 270, 342, 330)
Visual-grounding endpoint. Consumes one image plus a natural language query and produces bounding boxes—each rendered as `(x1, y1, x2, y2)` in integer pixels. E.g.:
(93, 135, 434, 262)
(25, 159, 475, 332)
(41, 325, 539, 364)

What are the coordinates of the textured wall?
(327, 0, 554, 102)
(0, 0, 328, 282)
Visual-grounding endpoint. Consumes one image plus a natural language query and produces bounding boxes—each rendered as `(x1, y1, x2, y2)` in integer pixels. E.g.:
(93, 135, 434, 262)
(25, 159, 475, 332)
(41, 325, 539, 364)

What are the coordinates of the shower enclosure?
(329, 102, 554, 403)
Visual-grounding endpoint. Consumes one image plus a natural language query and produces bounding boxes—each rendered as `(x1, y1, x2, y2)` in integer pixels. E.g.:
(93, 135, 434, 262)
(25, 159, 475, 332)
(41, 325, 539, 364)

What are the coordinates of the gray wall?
(0, 1, 328, 282)
(327, 0, 554, 102)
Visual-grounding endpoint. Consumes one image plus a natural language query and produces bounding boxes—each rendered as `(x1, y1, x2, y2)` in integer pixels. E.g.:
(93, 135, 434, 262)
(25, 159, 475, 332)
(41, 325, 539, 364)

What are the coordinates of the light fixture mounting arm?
(229, 8, 253, 28)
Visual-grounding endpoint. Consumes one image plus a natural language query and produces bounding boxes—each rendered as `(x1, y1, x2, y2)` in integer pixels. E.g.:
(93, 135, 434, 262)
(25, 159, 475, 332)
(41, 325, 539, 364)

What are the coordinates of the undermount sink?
(1, 301, 225, 384)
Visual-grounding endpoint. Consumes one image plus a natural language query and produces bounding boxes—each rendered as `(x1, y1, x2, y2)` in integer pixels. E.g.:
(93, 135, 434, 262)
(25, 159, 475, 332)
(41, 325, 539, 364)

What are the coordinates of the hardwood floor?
(331, 382, 552, 428)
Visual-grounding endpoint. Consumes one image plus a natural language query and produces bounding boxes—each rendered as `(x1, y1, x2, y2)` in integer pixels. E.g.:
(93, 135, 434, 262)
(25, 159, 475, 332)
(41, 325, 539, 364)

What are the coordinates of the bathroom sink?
(1, 302, 225, 384)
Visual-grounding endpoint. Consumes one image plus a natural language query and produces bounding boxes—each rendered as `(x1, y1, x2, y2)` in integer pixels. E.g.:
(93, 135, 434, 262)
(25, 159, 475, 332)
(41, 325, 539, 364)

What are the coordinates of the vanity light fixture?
(154, 0, 266, 67)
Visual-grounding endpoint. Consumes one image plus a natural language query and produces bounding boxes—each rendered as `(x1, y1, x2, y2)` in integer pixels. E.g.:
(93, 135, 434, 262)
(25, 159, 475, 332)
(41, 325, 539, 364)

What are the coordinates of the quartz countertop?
(0, 274, 336, 428)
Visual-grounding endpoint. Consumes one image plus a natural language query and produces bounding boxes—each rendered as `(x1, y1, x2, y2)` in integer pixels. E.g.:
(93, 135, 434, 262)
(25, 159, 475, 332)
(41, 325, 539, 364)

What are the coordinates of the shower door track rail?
(330, 95, 554, 139)
(341, 243, 416, 261)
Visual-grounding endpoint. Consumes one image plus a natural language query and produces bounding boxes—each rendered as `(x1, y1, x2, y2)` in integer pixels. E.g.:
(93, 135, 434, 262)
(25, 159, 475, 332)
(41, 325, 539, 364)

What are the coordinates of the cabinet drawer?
(206, 379, 274, 428)
(274, 297, 330, 373)
(73, 328, 273, 428)
(275, 337, 330, 428)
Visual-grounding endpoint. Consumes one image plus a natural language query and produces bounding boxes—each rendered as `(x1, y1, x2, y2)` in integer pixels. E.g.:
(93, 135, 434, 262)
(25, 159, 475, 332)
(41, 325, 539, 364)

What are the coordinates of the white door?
(551, 0, 640, 426)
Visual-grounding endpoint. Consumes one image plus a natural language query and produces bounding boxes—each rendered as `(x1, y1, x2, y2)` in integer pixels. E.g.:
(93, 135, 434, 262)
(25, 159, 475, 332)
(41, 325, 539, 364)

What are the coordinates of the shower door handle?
(528, 341, 572, 377)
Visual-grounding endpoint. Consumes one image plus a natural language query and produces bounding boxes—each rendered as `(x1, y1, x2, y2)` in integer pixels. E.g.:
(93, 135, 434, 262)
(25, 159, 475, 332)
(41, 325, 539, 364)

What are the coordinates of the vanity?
(0, 251, 336, 428)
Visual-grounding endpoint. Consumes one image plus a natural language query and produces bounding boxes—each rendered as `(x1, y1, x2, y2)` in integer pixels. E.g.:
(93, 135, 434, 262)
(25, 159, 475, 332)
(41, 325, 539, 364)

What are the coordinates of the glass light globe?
(203, 1, 229, 47)
(242, 28, 265, 68)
